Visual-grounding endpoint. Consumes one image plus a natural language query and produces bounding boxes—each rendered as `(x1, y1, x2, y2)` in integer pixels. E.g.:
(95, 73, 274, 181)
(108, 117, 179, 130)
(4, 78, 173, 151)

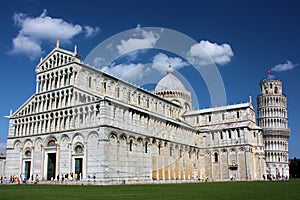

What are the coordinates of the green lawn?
(0, 180, 299, 200)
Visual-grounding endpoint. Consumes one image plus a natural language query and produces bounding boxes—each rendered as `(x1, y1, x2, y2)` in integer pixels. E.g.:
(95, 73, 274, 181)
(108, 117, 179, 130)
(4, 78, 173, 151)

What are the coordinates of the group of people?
(0, 172, 99, 185)
(0, 174, 33, 184)
(0, 172, 87, 185)
(49, 173, 98, 184)
(263, 174, 289, 181)
(50, 172, 83, 183)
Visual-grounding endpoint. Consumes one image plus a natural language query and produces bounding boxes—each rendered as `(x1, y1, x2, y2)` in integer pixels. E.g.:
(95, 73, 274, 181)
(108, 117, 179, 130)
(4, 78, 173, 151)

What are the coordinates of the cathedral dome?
(154, 67, 187, 92)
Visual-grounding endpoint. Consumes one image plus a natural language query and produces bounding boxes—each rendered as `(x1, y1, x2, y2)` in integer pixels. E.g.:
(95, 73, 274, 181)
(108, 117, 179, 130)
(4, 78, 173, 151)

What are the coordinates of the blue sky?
(0, 0, 299, 158)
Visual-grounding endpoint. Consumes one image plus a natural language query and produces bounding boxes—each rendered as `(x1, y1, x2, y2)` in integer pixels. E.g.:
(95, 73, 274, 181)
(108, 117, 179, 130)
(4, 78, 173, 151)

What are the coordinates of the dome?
(154, 67, 187, 92)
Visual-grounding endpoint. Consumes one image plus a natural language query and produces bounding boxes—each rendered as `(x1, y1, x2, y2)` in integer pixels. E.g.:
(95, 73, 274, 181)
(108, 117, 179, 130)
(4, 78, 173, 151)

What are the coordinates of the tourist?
(93, 175, 96, 183)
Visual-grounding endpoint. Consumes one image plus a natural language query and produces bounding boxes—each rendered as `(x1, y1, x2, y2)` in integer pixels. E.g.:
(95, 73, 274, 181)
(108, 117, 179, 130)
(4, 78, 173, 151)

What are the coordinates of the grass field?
(0, 180, 299, 200)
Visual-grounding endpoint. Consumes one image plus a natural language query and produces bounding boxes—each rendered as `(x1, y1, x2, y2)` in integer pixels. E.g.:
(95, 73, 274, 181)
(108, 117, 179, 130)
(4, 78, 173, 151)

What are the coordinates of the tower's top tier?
(259, 79, 282, 95)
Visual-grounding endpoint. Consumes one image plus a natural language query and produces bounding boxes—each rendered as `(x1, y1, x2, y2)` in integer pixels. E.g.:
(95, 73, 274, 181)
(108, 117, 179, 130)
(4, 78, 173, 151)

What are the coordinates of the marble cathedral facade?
(5, 44, 269, 183)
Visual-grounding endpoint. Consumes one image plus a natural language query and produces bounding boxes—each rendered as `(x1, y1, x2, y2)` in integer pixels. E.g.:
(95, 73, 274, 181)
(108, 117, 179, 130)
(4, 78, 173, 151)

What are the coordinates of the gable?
(12, 94, 36, 118)
(11, 86, 101, 119)
(35, 46, 81, 74)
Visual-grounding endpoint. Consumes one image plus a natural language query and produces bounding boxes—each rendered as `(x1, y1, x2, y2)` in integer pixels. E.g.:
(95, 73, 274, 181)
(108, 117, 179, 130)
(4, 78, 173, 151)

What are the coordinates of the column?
(68, 143, 72, 175)
(57, 117, 61, 131)
(49, 97, 53, 110)
(245, 148, 251, 180)
(58, 74, 62, 89)
(30, 121, 34, 135)
(40, 78, 44, 92)
(62, 72, 66, 87)
(83, 142, 87, 179)
(19, 123, 23, 136)
(36, 80, 40, 93)
(35, 120, 38, 134)
(66, 115, 70, 130)
(19, 146, 23, 177)
(56, 144, 60, 177)
(31, 147, 35, 181)
(219, 152, 222, 180)
(67, 92, 71, 107)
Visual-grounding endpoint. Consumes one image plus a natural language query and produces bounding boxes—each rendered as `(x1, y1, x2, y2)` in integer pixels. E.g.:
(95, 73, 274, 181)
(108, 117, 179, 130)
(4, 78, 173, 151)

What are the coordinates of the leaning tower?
(257, 77, 290, 179)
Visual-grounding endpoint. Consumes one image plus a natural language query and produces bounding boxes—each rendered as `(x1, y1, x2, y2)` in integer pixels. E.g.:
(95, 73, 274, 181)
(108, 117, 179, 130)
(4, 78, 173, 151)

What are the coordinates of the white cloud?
(84, 26, 100, 38)
(102, 63, 149, 82)
(101, 53, 188, 84)
(10, 9, 99, 60)
(152, 53, 188, 74)
(187, 40, 234, 66)
(271, 60, 297, 72)
(116, 30, 160, 55)
(12, 35, 42, 60)
(92, 57, 106, 67)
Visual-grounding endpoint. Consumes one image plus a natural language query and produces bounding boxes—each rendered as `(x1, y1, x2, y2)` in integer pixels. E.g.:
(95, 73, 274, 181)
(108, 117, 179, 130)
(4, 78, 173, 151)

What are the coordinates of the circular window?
(75, 145, 83, 154)
(25, 150, 31, 157)
(47, 140, 56, 147)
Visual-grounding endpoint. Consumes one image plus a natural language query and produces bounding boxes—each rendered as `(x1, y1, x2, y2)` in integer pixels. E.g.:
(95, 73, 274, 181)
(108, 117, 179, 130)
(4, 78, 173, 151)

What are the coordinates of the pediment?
(12, 94, 36, 118)
(11, 86, 101, 119)
(35, 46, 81, 74)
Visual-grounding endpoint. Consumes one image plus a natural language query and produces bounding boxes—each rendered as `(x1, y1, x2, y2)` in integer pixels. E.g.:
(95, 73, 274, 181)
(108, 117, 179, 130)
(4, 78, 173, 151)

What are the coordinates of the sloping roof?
(184, 102, 252, 116)
(197, 121, 262, 132)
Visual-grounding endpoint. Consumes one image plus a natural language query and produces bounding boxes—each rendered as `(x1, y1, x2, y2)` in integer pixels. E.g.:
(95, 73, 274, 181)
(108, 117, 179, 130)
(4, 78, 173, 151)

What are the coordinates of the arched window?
(116, 87, 120, 98)
(237, 129, 240, 138)
(214, 152, 218, 162)
(180, 149, 182, 158)
(128, 91, 131, 101)
(145, 142, 148, 153)
(88, 77, 92, 88)
(274, 86, 278, 94)
(237, 111, 240, 118)
(103, 82, 107, 92)
(158, 143, 161, 155)
(129, 140, 133, 152)
(137, 96, 141, 105)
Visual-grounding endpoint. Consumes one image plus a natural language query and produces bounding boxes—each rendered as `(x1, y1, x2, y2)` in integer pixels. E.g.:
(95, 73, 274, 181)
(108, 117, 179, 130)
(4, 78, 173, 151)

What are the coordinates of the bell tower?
(257, 74, 290, 179)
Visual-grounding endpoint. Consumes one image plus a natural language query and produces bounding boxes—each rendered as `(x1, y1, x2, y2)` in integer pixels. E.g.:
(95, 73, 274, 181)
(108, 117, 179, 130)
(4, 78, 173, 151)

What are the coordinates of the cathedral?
(4, 43, 289, 183)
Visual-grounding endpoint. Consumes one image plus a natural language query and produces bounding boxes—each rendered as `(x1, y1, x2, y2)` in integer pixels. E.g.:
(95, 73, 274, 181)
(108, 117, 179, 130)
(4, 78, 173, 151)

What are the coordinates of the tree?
(289, 157, 300, 178)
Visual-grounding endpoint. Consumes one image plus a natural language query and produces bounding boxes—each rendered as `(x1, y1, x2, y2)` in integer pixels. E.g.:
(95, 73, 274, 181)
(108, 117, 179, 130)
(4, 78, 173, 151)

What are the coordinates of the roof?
(197, 121, 262, 132)
(154, 68, 187, 92)
(184, 102, 252, 116)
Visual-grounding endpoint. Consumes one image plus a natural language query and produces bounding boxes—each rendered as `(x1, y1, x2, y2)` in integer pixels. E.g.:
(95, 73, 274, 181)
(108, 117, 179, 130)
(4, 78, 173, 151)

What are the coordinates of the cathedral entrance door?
(229, 169, 237, 180)
(229, 161, 238, 180)
(75, 158, 83, 180)
(24, 161, 31, 180)
(47, 153, 56, 180)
